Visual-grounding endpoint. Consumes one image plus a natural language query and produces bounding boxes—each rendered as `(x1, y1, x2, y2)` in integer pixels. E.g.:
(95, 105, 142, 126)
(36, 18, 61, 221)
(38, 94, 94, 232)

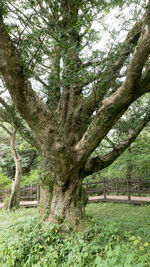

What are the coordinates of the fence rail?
(0, 178, 150, 205)
(82, 177, 150, 201)
(82, 178, 150, 204)
(0, 184, 40, 203)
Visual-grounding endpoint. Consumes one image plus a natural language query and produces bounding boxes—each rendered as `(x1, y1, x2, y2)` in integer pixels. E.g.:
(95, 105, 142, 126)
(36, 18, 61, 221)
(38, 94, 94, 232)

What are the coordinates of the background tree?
(0, 0, 150, 225)
(0, 99, 38, 180)
(0, 124, 21, 210)
(0, 122, 39, 209)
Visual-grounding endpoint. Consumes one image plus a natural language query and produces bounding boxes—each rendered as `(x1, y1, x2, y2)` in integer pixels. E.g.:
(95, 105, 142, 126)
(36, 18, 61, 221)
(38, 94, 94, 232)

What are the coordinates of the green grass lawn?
(86, 203, 150, 241)
(0, 203, 150, 266)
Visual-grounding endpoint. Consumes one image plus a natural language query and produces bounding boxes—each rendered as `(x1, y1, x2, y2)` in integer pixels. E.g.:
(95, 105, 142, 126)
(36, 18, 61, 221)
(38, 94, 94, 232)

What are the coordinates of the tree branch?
(66, 17, 143, 141)
(0, 12, 57, 143)
(0, 123, 12, 136)
(81, 112, 150, 177)
(75, 6, 150, 162)
(85, 18, 142, 103)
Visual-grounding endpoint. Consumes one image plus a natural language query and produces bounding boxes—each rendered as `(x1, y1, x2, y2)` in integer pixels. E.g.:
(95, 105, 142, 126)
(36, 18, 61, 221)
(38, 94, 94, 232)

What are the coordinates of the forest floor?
(0, 203, 150, 266)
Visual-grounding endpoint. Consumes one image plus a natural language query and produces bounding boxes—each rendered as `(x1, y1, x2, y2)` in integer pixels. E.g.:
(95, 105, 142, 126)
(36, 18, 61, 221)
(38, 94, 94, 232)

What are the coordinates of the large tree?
(0, 0, 150, 224)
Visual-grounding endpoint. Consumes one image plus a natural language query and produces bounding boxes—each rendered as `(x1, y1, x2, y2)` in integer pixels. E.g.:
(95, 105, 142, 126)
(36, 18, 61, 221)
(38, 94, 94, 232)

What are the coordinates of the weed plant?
(0, 204, 150, 266)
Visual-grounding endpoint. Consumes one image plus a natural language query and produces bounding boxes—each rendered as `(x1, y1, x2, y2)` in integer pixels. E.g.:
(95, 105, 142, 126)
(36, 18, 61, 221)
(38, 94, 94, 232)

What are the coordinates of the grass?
(86, 203, 150, 240)
(0, 203, 150, 266)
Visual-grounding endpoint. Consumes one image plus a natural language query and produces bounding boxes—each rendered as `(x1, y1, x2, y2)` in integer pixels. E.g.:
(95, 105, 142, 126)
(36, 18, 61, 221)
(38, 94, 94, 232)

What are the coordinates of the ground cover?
(0, 203, 149, 266)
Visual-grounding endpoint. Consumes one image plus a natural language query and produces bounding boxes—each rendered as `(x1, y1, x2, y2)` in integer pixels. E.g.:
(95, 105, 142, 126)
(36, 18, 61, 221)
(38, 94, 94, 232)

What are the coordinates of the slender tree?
(0, 125, 21, 210)
(0, 0, 150, 224)
(8, 129, 21, 211)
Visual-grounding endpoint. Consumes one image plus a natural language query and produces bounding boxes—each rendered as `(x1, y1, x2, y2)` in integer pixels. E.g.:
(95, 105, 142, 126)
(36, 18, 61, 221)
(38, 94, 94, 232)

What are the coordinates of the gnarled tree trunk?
(46, 178, 87, 224)
(1, 2, 150, 226)
(39, 159, 88, 225)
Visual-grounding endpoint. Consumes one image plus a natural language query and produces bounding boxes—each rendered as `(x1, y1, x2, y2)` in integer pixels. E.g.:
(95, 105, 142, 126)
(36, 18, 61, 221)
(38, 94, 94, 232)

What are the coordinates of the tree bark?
(47, 179, 87, 225)
(8, 130, 22, 211)
(38, 159, 55, 219)
(39, 159, 88, 225)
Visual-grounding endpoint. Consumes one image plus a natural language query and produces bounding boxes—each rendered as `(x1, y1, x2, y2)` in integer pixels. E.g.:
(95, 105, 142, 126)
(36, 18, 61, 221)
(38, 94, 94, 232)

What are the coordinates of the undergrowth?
(0, 204, 150, 266)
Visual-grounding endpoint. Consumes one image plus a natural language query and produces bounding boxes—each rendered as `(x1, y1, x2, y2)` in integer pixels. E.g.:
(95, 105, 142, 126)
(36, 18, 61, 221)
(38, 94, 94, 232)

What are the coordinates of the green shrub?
(20, 169, 39, 187)
(0, 169, 11, 190)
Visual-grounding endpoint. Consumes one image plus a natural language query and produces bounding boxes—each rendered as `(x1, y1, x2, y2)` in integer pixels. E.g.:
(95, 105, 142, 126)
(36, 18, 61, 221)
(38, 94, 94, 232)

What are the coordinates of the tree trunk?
(47, 179, 87, 225)
(8, 131, 22, 211)
(39, 160, 88, 225)
(39, 159, 55, 219)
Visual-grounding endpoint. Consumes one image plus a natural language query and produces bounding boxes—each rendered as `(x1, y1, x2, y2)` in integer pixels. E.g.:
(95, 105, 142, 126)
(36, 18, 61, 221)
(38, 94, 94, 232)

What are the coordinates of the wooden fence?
(82, 177, 150, 201)
(0, 178, 150, 204)
(0, 184, 40, 203)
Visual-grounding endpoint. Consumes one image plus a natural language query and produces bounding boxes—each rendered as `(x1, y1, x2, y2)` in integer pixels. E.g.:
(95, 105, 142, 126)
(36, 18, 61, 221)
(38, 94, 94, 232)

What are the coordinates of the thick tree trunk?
(39, 159, 55, 219)
(39, 160, 88, 225)
(47, 179, 87, 225)
(8, 131, 22, 211)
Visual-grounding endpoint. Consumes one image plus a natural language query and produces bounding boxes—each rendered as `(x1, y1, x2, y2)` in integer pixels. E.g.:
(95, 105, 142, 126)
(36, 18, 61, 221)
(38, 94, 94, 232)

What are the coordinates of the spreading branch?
(0, 12, 57, 144)
(75, 6, 150, 162)
(65, 18, 143, 141)
(82, 112, 150, 177)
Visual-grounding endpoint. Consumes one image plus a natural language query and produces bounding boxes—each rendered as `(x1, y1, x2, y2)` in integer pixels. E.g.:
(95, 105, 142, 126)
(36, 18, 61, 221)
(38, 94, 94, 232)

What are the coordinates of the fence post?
(37, 184, 40, 204)
(103, 178, 106, 200)
(126, 178, 131, 200)
(115, 178, 119, 196)
(30, 184, 33, 201)
(137, 177, 141, 197)
(106, 178, 109, 195)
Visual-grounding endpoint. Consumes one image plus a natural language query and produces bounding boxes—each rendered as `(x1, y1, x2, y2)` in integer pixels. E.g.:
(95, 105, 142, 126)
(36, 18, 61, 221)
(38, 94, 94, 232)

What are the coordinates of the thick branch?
(46, 41, 61, 111)
(75, 6, 150, 162)
(0, 13, 56, 139)
(85, 18, 142, 103)
(60, 0, 83, 123)
(67, 18, 143, 141)
(82, 112, 150, 177)
(138, 66, 150, 94)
